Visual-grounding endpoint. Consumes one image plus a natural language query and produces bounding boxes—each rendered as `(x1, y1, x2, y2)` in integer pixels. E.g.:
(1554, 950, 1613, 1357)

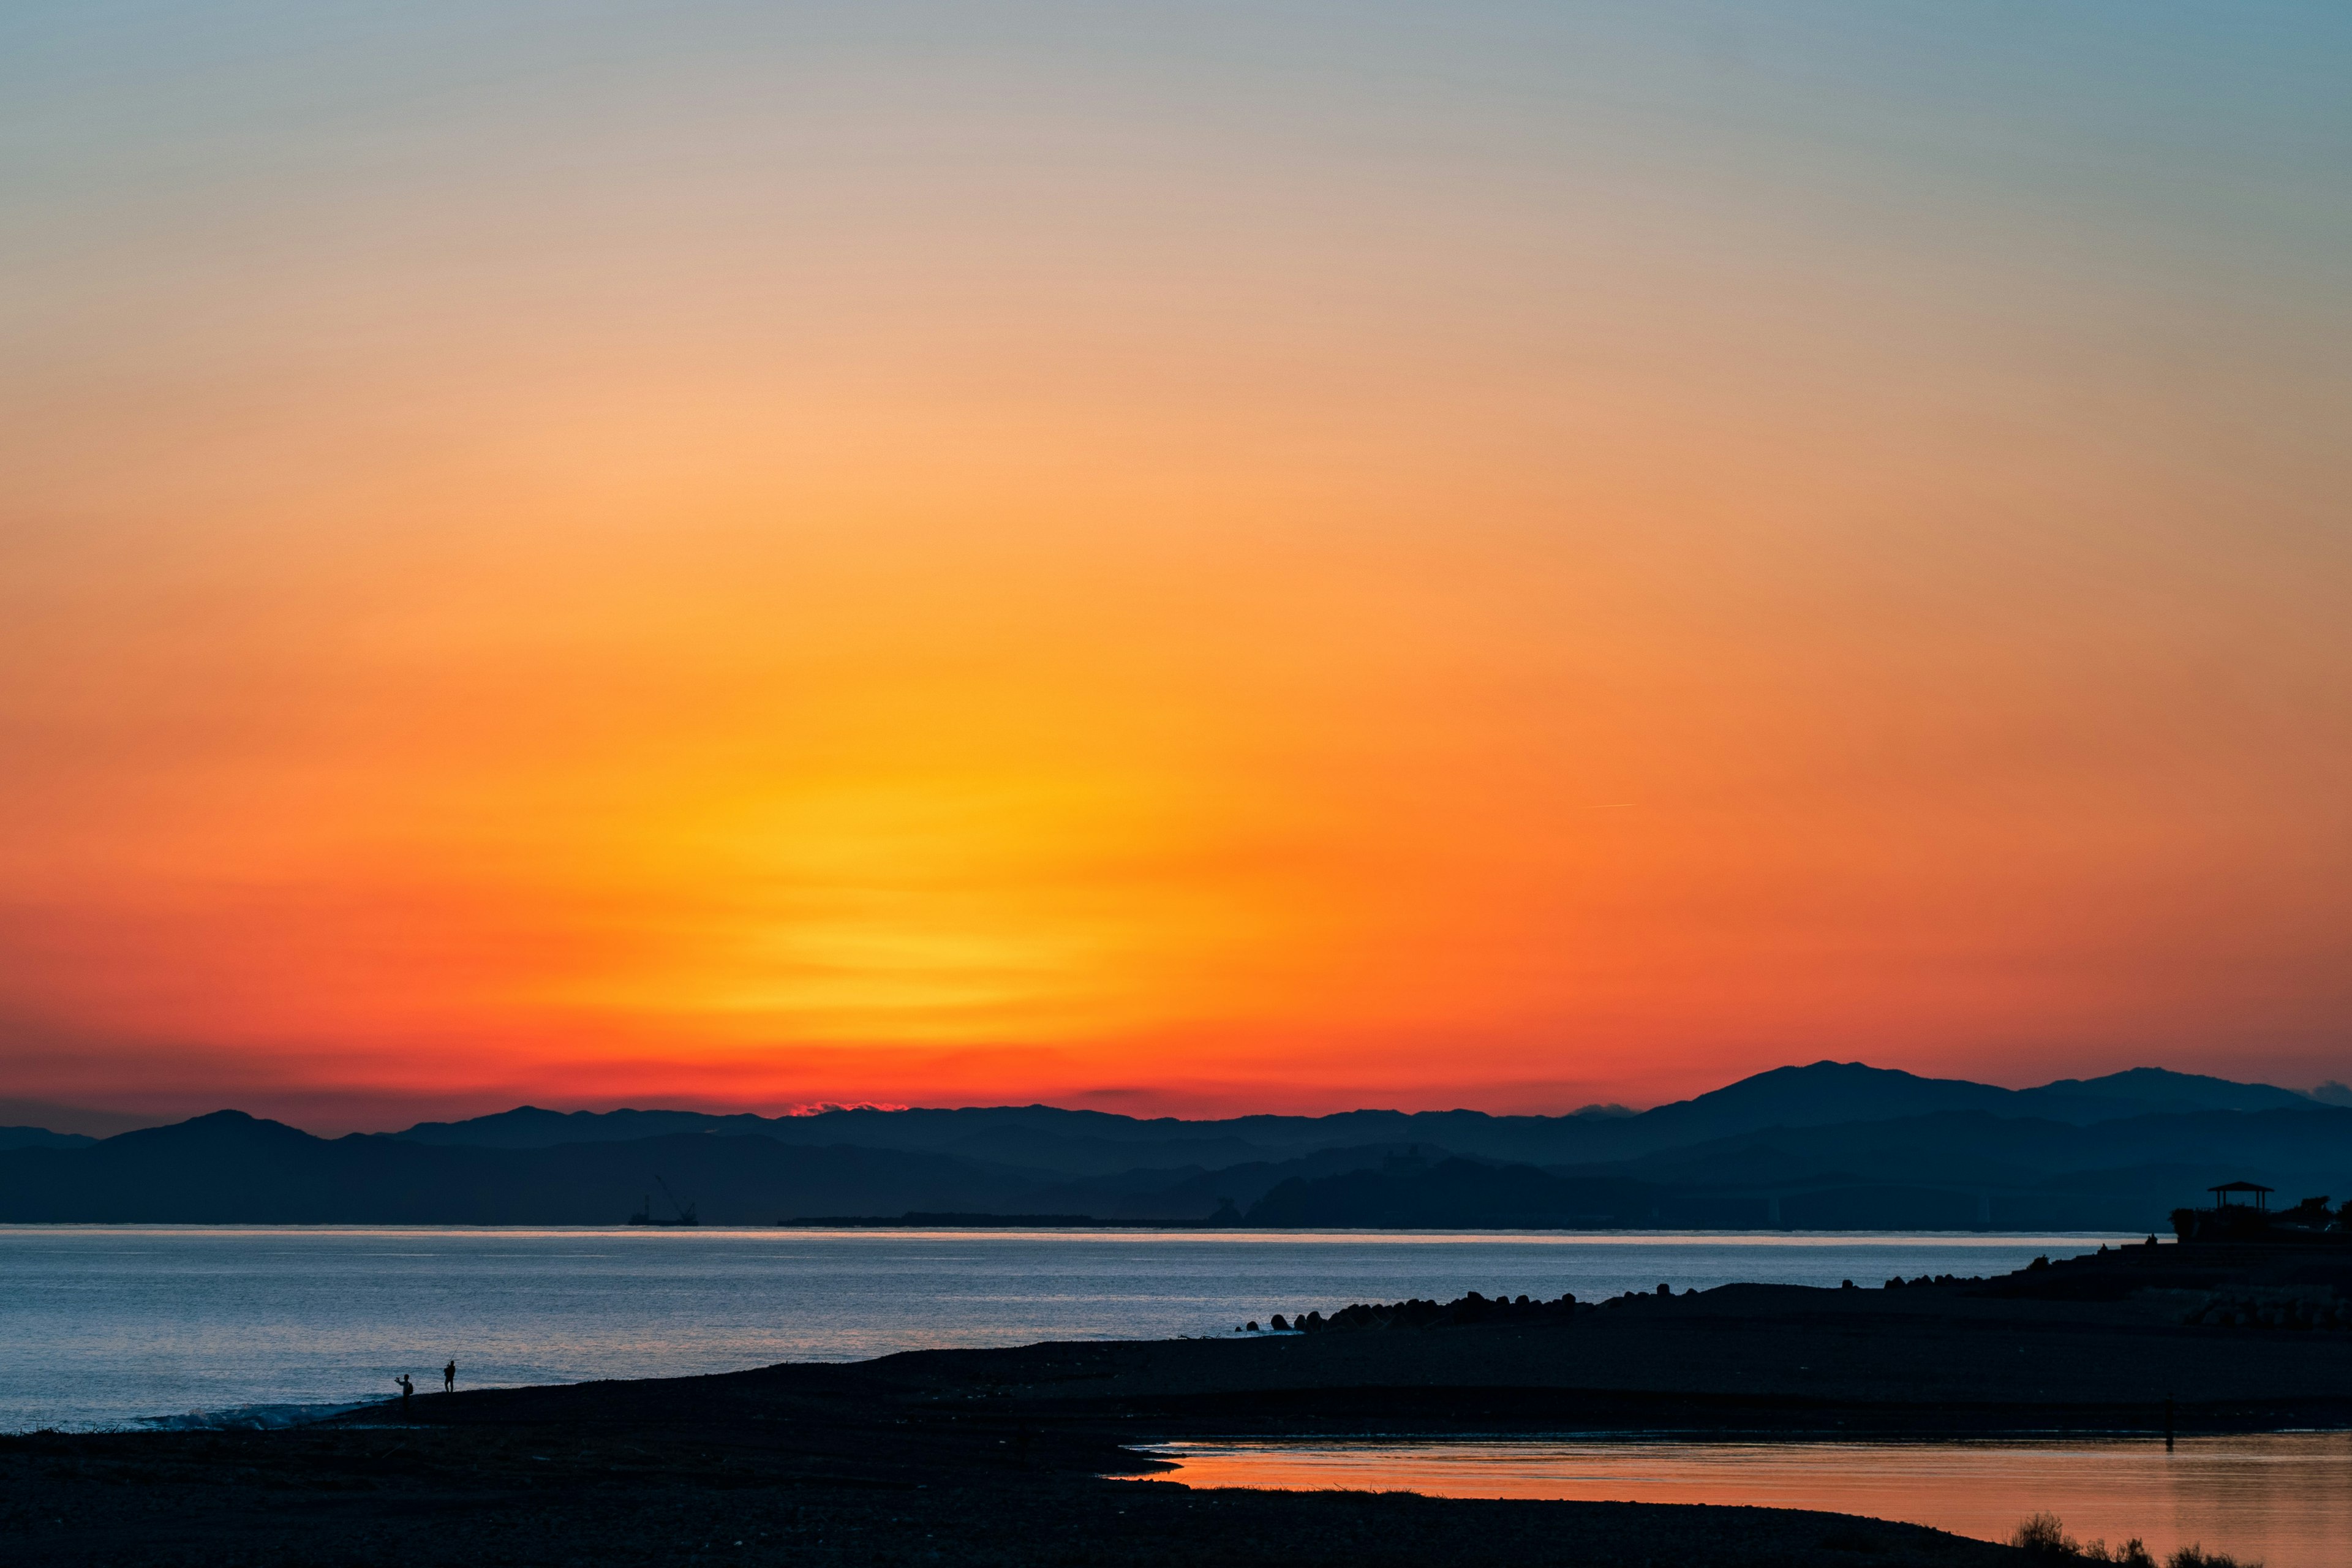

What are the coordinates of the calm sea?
(2, 1226, 2120, 1431)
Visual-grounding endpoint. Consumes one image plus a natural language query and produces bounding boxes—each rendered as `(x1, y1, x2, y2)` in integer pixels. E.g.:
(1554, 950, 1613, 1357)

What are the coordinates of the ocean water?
(0, 1226, 2122, 1431)
(1144, 1434, 2352, 1568)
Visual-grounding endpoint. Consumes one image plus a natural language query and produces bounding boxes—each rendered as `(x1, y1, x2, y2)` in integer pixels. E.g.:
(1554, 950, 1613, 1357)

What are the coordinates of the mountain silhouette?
(374, 1061, 2318, 1167)
(0, 1125, 96, 1152)
(1, 1063, 2340, 1227)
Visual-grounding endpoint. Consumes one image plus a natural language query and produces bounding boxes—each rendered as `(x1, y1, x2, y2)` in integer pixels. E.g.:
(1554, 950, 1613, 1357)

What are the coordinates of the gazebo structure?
(2208, 1181, 2273, 1212)
(2171, 1180, 2310, 1244)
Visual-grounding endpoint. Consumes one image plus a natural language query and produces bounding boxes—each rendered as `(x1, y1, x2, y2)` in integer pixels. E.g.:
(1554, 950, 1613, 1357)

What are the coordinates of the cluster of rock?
(1882, 1272, 1986, 1289)
(2183, 1293, 2351, 1330)
(1252, 1291, 1580, 1334)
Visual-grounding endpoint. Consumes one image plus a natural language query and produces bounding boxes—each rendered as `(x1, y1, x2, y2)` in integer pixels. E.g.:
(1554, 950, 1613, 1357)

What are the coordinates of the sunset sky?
(4, 2, 2349, 1131)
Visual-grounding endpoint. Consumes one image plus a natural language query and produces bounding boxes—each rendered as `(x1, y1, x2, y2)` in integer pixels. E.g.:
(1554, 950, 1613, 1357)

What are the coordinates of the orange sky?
(4, 4, 2349, 1130)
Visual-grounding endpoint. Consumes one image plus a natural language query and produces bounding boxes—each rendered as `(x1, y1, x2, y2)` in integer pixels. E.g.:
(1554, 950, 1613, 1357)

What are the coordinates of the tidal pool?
(1140, 1433, 2352, 1567)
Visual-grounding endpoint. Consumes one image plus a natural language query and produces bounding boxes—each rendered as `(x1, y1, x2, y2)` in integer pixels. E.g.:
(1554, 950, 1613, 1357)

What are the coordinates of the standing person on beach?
(443, 1360, 456, 1393)
(396, 1373, 413, 1416)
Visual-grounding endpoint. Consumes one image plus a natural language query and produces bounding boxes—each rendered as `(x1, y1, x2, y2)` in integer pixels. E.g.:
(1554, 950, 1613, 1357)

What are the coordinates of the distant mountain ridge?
(0, 1062, 2342, 1227)
(0, 1112, 1055, 1225)
(1242, 1104, 2352, 1231)
(380, 1062, 2323, 1169)
(0, 1125, 96, 1153)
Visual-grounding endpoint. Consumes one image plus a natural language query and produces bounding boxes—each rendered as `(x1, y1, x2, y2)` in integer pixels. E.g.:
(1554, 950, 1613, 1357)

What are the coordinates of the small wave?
(134, 1399, 387, 1432)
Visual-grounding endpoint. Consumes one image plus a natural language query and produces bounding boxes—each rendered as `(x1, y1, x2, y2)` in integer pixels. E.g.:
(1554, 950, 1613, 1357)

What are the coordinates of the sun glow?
(4, 2, 2349, 1127)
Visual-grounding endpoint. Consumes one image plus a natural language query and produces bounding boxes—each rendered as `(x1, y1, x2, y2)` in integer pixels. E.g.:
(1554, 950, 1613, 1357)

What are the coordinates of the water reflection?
(1144, 1433, 2352, 1568)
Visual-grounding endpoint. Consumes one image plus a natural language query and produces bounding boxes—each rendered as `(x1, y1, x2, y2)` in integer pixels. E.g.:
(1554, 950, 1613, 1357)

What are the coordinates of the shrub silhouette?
(2013, 1516, 2251, 1568)
(2014, 1512, 2078, 1558)
(2165, 1548, 2256, 1568)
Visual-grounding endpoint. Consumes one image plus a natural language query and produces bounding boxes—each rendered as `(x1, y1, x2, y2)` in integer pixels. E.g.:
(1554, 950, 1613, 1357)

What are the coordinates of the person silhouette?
(396, 1373, 414, 1415)
(443, 1360, 456, 1393)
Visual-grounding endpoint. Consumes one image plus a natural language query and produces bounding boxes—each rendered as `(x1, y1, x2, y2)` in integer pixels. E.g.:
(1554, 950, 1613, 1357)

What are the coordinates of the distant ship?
(627, 1177, 699, 1227)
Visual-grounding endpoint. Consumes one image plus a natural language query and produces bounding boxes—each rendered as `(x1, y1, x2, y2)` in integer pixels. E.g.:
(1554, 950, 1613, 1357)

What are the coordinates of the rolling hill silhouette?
(1, 1063, 2340, 1227)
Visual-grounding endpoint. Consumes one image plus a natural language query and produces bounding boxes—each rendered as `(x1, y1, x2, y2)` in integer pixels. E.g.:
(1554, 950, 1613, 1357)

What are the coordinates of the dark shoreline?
(9, 1263, 2351, 1566)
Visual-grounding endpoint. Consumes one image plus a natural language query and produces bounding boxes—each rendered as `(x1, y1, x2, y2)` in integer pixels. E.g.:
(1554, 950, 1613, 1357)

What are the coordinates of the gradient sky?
(4, 2, 2349, 1131)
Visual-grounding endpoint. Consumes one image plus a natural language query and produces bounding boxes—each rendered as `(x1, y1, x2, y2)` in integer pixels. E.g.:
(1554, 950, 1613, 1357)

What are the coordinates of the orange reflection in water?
(1143, 1434, 2352, 1568)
